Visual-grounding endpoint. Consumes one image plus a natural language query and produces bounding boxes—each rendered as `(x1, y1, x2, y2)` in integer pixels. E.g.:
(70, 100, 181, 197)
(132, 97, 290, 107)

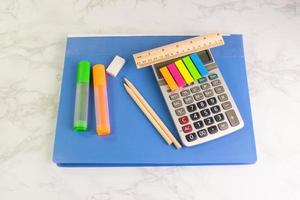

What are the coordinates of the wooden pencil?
(124, 78, 182, 149)
(124, 83, 173, 145)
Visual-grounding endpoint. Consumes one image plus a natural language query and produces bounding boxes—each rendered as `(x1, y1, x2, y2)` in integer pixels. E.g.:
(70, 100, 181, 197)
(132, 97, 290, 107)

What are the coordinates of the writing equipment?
(73, 60, 90, 132)
(133, 33, 224, 68)
(106, 55, 126, 77)
(124, 78, 182, 149)
(124, 83, 173, 145)
(53, 35, 257, 166)
(93, 64, 110, 135)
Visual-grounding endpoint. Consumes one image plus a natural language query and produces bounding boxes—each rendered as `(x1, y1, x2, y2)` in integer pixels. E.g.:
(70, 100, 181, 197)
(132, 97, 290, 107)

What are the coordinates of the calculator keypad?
(167, 72, 242, 146)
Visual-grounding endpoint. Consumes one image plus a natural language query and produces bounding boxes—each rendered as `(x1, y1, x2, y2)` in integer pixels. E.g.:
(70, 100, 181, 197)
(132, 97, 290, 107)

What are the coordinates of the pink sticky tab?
(167, 63, 186, 87)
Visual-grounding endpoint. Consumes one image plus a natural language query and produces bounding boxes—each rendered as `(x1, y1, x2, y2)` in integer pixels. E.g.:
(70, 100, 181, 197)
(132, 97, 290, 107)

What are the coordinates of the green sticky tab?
(182, 56, 201, 80)
(77, 60, 91, 83)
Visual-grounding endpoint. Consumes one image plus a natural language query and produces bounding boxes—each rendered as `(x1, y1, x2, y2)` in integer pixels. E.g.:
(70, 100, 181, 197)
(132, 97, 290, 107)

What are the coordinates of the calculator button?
(211, 105, 221, 113)
(214, 113, 224, 122)
(193, 120, 204, 129)
(222, 101, 232, 110)
(198, 77, 207, 84)
(208, 73, 218, 80)
(200, 109, 210, 117)
(179, 116, 189, 124)
(172, 100, 182, 108)
(187, 104, 197, 112)
(197, 100, 207, 109)
(180, 89, 190, 97)
(193, 93, 204, 101)
(185, 132, 197, 142)
(183, 96, 194, 104)
(190, 112, 200, 121)
(211, 79, 221, 86)
(207, 97, 217, 105)
(190, 86, 201, 93)
(218, 93, 228, 102)
(182, 124, 193, 133)
(169, 93, 180, 100)
(208, 125, 218, 134)
(200, 83, 210, 90)
(204, 117, 214, 125)
(225, 109, 240, 127)
(218, 122, 229, 131)
(203, 89, 214, 97)
(175, 108, 186, 116)
(214, 86, 225, 94)
(197, 129, 208, 138)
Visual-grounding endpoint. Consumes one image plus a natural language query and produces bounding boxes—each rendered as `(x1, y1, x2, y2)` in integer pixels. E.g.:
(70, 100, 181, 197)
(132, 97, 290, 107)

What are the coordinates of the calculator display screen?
(198, 50, 213, 65)
(154, 50, 214, 79)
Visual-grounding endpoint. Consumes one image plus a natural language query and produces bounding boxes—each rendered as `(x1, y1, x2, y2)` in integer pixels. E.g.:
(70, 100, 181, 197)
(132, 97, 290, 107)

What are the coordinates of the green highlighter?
(73, 60, 90, 132)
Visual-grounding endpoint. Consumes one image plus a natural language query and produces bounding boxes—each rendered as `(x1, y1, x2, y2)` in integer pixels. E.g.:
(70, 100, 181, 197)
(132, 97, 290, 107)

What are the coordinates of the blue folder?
(53, 34, 257, 167)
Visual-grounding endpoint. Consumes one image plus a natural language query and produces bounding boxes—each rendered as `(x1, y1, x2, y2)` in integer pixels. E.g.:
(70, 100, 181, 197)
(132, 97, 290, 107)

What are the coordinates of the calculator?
(152, 49, 244, 147)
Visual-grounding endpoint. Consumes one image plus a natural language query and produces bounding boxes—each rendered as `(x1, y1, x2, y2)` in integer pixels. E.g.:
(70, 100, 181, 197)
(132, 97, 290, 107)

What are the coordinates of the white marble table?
(1, 0, 300, 199)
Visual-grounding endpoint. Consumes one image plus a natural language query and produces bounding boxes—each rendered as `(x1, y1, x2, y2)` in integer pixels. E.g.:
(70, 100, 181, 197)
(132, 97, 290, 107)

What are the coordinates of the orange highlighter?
(93, 64, 110, 135)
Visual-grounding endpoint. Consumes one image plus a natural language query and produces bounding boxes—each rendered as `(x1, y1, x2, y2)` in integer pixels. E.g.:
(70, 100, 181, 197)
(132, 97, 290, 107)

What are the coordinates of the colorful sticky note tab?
(167, 63, 186, 87)
(159, 66, 179, 91)
(175, 60, 194, 84)
(190, 53, 208, 77)
(182, 56, 201, 80)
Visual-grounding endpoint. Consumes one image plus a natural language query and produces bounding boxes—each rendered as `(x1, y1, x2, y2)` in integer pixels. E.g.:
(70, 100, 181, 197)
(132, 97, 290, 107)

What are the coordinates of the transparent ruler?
(133, 33, 224, 69)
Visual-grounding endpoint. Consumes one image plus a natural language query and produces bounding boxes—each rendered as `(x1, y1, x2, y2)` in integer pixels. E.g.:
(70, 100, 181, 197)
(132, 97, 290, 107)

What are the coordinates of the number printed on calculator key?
(190, 112, 200, 121)
(187, 104, 197, 112)
(185, 132, 197, 142)
(197, 129, 208, 138)
(193, 120, 204, 129)
(211, 105, 221, 113)
(207, 97, 217, 105)
(214, 113, 224, 122)
(200, 109, 210, 117)
(197, 100, 207, 109)
(204, 117, 214, 125)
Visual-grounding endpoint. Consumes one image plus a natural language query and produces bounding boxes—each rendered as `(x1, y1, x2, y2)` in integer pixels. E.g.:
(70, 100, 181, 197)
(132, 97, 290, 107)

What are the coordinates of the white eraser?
(106, 55, 126, 77)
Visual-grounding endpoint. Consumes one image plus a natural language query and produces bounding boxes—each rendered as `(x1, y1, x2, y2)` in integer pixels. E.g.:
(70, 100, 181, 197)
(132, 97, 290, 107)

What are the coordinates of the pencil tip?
(124, 77, 129, 83)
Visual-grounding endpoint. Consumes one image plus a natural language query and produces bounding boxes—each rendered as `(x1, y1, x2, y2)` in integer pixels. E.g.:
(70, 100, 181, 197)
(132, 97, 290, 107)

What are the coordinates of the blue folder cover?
(53, 34, 257, 167)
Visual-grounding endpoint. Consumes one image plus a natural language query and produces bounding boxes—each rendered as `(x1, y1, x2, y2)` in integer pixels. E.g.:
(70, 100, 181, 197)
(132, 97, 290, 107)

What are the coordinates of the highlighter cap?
(93, 64, 106, 86)
(77, 60, 91, 83)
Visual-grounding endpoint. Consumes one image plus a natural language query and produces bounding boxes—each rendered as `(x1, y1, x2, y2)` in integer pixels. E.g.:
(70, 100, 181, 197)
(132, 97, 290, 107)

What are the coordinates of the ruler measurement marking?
(133, 33, 224, 68)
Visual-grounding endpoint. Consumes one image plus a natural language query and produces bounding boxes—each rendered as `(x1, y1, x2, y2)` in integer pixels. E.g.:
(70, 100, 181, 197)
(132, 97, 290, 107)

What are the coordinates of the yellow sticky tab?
(175, 60, 194, 84)
(159, 67, 179, 91)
